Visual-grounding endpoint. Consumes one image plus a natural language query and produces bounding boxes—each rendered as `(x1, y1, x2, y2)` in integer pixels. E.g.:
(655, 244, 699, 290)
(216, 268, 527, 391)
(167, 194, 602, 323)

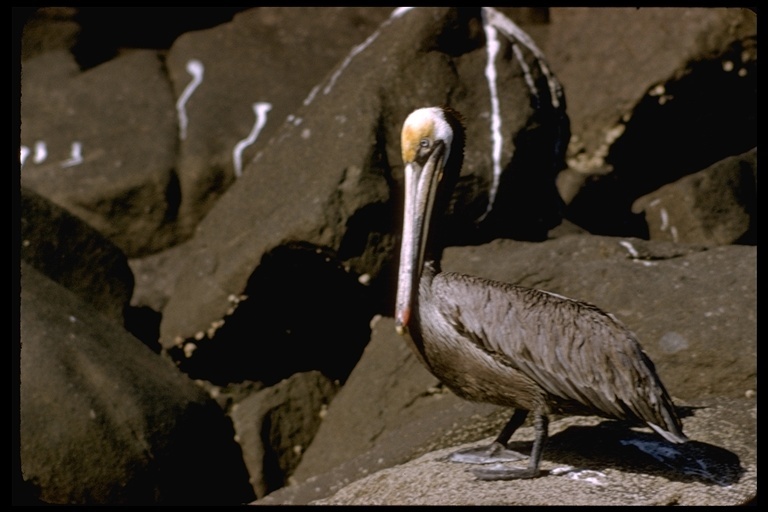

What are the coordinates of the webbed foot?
(447, 441, 527, 465)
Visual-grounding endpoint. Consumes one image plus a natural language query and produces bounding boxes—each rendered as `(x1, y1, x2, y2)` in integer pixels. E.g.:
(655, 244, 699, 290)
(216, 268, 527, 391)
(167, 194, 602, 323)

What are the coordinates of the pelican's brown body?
(395, 107, 686, 480)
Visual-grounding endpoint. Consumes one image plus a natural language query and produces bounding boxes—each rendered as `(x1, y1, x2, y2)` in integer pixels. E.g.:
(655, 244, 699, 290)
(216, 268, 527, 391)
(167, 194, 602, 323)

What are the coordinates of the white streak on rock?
(655, 204, 678, 242)
(233, 102, 272, 178)
(480, 11, 503, 218)
(659, 207, 669, 230)
(177, 59, 204, 141)
(390, 6, 414, 18)
(549, 465, 575, 475)
(619, 240, 639, 258)
(304, 7, 414, 106)
(670, 226, 679, 243)
(20, 146, 30, 168)
(482, 7, 562, 109)
(323, 32, 381, 96)
(60, 141, 83, 168)
(477, 7, 566, 219)
(33, 141, 48, 164)
(511, 42, 538, 103)
(303, 84, 322, 107)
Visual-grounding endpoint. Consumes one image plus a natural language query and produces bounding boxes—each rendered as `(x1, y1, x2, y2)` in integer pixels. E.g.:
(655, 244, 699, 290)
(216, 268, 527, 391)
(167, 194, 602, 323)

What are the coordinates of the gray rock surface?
(313, 396, 755, 506)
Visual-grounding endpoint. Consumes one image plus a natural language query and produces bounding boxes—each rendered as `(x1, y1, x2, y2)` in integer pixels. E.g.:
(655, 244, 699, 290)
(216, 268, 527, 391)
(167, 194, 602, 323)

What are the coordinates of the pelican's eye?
(417, 138, 432, 161)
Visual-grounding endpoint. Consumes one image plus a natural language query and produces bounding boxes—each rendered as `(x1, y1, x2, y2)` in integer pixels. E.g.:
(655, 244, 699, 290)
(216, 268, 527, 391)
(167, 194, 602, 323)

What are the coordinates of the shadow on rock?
(537, 420, 744, 486)
(169, 241, 374, 386)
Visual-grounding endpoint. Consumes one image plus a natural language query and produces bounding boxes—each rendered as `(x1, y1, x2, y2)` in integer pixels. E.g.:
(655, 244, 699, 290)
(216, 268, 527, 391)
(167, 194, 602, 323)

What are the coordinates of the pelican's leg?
(448, 409, 529, 464)
(471, 413, 549, 480)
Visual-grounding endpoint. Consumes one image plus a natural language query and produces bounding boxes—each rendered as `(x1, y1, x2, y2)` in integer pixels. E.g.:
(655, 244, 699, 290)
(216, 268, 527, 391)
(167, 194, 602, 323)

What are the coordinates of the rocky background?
(15, 7, 755, 506)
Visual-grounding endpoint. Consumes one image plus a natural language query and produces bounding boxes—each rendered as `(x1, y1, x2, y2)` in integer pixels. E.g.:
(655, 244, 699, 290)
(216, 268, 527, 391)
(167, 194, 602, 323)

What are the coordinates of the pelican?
(395, 106, 687, 480)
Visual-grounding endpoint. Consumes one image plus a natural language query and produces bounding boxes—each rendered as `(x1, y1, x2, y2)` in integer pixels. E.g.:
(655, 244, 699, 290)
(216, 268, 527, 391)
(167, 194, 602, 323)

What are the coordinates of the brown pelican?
(395, 106, 687, 480)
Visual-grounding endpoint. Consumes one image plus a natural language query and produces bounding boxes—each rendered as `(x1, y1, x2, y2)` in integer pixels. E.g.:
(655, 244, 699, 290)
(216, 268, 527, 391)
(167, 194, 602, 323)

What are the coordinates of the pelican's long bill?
(395, 139, 446, 336)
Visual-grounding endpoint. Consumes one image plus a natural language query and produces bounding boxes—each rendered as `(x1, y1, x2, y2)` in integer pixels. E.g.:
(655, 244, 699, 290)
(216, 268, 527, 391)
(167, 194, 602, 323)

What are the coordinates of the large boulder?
(20, 262, 253, 504)
(230, 371, 338, 498)
(165, 7, 394, 236)
(19, 7, 80, 60)
(313, 395, 755, 505)
(259, 234, 756, 505)
(20, 49, 179, 257)
(536, 7, 756, 236)
(21, 186, 133, 324)
(632, 148, 756, 245)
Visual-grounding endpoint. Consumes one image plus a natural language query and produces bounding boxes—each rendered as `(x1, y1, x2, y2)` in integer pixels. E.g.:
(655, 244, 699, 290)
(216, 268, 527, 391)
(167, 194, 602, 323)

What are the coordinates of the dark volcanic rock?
(230, 371, 339, 498)
(19, 7, 251, 67)
(20, 48, 179, 257)
(165, 242, 375, 386)
(539, 8, 756, 237)
(166, 7, 394, 237)
(19, 7, 81, 60)
(632, 147, 756, 246)
(70, 7, 250, 69)
(128, 239, 193, 313)
(21, 186, 134, 324)
(20, 262, 254, 505)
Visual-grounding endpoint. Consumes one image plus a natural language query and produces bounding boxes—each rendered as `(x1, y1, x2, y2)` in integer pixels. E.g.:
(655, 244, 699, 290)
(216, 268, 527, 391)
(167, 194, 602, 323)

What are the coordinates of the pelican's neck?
(415, 260, 439, 321)
(404, 258, 437, 371)
(421, 214, 446, 276)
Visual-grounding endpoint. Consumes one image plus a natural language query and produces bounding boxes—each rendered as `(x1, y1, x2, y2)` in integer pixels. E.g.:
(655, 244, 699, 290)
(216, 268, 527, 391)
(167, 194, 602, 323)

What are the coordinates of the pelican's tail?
(647, 419, 689, 444)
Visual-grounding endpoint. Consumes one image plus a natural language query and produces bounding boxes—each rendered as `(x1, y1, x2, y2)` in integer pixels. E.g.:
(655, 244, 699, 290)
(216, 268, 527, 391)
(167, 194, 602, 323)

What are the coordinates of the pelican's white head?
(400, 107, 454, 168)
